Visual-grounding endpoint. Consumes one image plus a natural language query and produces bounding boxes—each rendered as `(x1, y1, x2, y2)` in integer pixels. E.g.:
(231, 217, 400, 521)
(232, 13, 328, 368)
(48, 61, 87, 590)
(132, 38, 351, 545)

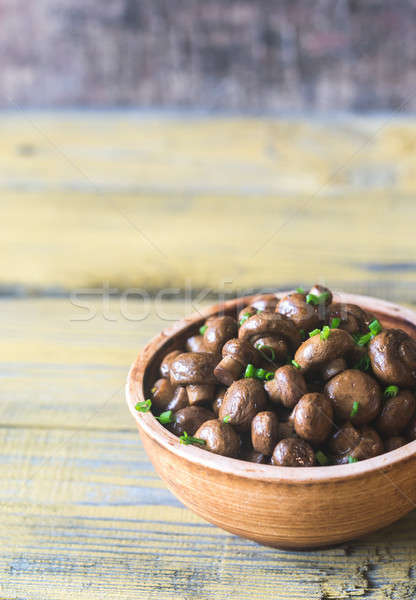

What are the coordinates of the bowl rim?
(126, 291, 416, 485)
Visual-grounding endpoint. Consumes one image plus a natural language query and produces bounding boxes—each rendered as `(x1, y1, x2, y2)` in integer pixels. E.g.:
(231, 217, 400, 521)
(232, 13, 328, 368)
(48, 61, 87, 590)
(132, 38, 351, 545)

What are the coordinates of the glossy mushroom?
(170, 352, 218, 405)
(219, 378, 267, 431)
(239, 312, 301, 360)
(166, 386, 189, 412)
(271, 438, 315, 467)
(329, 423, 383, 464)
(368, 329, 416, 387)
(170, 406, 215, 436)
(214, 338, 262, 386)
(194, 419, 240, 457)
(292, 393, 333, 445)
(324, 370, 382, 425)
(277, 292, 320, 332)
(328, 303, 376, 335)
(376, 390, 415, 436)
(264, 364, 307, 408)
(294, 329, 357, 374)
(151, 377, 176, 411)
(251, 411, 279, 455)
(160, 349, 183, 378)
(203, 316, 238, 355)
(185, 335, 206, 353)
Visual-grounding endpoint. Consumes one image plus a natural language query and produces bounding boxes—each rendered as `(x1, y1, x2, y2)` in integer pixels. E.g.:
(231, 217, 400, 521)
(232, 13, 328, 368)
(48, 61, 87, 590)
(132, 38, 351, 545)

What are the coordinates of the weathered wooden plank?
(1, 425, 416, 600)
(1, 114, 416, 296)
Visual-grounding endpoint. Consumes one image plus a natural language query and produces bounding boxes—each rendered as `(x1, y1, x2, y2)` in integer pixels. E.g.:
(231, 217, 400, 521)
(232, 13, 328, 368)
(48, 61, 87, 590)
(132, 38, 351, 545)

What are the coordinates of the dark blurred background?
(3, 0, 415, 112)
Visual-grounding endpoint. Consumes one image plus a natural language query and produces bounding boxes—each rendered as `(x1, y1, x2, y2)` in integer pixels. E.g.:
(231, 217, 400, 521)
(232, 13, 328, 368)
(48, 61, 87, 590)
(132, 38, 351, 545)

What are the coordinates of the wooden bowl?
(126, 292, 416, 549)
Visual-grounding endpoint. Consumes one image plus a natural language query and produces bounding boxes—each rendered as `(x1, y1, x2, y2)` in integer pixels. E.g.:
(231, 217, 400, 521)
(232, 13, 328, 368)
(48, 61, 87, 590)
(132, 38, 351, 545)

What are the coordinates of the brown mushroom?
(250, 294, 280, 312)
(214, 338, 262, 386)
(376, 390, 415, 436)
(292, 393, 333, 445)
(277, 292, 320, 331)
(277, 420, 298, 440)
(324, 370, 382, 425)
(166, 386, 189, 412)
(203, 316, 238, 355)
(309, 284, 333, 306)
(212, 387, 227, 416)
(294, 329, 357, 374)
(251, 411, 279, 455)
(170, 352, 218, 405)
(170, 406, 215, 436)
(271, 438, 315, 467)
(368, 329, 416, 387)
(406, 416, 416, 441)
(327, 303, 375, 335)
(321, 357, 347, 382)
(186, 335, 206, 353)
(194, 419, 240, 457)
(384, 436, 407, 452)
(329, 423, 383, 464)
(238, 305, 257, 321)
(160, 349, 183, 378)
(253, 336, 290, 364)
(151, 378, 175, 411)
(264, 364, 307, 408)
(219, 378, 267, 431)
(239, 311, 301, 353)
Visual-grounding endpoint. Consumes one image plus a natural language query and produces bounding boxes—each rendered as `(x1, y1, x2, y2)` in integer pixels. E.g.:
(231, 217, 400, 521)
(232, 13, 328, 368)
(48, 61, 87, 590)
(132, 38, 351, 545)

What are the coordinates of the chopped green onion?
(330, 317, 341, 329)
(265, 371, 274, 381)
(357, 332, 372, 346)
(239, 313, 251, 326)
(223, 415, 231, 423)
(151, 386, 157, 394)
(156, 410, 174, 424)
(309, 328, 321, 337)
(306, 293, 319, 305)
(369, 319, 382, 336)
(353, 355, 371, 371)
(292, 360, 301, 370)
(348, 456, 358, 464)
(256, 343, 276, 362)
(350, 401, 359, 418)
(384, 385, 399, 398)
(135, 399, 152, 413)
(352, 332, 362, 344)
(315, 451, 329, 466)
(255, 368, 267, 380)
(296, 287, 305, 294)
(179, 431, 206, 446)
(199, 324, 208, 335)
(306, 292, 330, 305)
(244, 363, 255, 378)
(320, 325, 331, 341)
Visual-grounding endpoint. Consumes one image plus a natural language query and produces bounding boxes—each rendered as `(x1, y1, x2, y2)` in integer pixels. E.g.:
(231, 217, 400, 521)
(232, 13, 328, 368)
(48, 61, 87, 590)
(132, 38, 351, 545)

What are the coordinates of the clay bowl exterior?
(126, 292, 416, 549)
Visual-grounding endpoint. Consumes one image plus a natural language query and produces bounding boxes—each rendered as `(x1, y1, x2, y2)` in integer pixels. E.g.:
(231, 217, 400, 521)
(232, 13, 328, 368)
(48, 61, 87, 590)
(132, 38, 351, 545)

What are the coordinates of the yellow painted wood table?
(1, 113, 416, 599)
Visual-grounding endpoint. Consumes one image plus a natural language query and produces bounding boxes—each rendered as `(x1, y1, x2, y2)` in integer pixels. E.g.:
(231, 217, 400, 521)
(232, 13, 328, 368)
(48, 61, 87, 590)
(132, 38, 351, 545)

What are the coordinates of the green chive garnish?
(309, 328, 321, 337)
(384, 385, 399, 398)
(357, 332, 372, 346)
(244, 363, 255, 378)
(256, 343, 276, 362)
(369, 319, 382, 336)
(265, 371, 274, 381)
(353, 355, 370, 371)
(255, 368, 266, 380)
(223, 415, 231, 423)
(296, 287, 305, 294)
(330, 317, 341, 329)
(199, 324, 208, 335)
(239, 313, 251, 326)
(350, 400, 359, 418)
(320, 325, 331, 341)
(135, 399, 152, 413)
(306, 292, 330, 305)
(179, 431, 206, 446)
(315, 451, 329, 466)
(348, 456, 358, 464)
(292, 360, 301, 370)
(156, 410, 174, 424)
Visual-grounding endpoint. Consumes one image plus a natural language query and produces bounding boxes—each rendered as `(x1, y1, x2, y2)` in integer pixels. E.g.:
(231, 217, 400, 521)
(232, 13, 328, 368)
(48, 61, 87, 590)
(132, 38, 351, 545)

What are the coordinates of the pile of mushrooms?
(137, 285, 416, 467)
